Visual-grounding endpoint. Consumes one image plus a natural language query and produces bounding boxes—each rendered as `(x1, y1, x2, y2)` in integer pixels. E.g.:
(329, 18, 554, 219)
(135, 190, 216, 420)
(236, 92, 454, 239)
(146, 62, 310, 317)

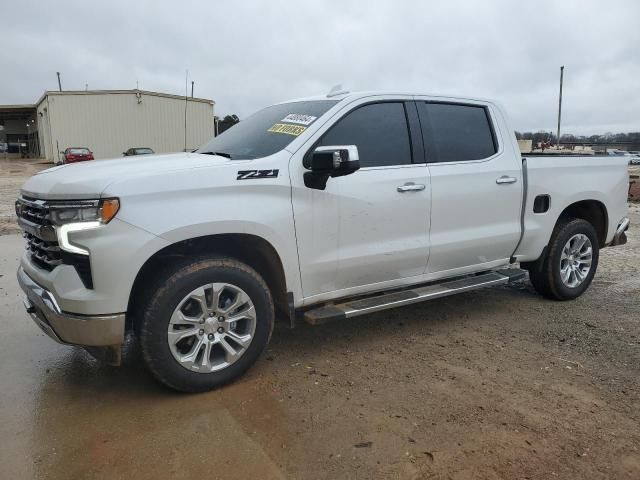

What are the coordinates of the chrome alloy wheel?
(167, 283, 256, 373)
(559, 233, 593, 288)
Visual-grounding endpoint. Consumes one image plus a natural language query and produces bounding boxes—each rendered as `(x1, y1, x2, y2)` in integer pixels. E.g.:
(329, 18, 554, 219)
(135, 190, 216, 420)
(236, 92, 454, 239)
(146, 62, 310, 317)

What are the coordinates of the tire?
(138, 257, 274, 392)
(524, 218, 599, 301)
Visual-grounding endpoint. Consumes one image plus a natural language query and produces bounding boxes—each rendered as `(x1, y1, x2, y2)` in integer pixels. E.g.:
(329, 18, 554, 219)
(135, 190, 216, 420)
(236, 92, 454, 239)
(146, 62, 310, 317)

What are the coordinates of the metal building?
(0, 89, 215, 161)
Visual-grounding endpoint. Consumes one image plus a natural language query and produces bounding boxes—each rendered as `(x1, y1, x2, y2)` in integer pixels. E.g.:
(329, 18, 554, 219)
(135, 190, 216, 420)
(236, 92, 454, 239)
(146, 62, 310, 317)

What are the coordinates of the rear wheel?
(524, 218, 599, 301)
(138, 257, 274, 392)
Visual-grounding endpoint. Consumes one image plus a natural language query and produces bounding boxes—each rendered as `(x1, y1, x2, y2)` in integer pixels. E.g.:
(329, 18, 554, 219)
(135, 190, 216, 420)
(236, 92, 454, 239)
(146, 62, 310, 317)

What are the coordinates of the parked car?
(16, 91, 630, 392)
(0, 142, 7, 153)
(629, 156, 640, 165)
(123, 147, 154, 156)
(607, 150, 626, 156)
(60, 147, 94, 164)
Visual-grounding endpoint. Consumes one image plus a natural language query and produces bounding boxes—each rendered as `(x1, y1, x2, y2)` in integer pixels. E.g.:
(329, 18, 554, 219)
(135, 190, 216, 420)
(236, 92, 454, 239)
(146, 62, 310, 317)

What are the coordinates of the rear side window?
(420, 103, 497, 162)
(318, 102, 412, 168)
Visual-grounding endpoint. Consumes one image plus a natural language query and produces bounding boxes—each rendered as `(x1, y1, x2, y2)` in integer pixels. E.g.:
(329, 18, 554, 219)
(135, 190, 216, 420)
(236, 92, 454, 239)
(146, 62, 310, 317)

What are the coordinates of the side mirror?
(304, 145, 360, 190)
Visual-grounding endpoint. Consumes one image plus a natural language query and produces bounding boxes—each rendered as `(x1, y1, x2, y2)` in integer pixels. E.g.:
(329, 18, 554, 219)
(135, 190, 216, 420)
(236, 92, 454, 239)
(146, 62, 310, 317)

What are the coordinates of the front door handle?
(397, 182, 426, 192)
(496, 175, 517, 185)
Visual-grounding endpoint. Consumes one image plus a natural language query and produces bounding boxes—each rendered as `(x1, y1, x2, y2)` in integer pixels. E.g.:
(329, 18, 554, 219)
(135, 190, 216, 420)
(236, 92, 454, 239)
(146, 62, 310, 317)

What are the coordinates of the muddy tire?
(138, 257, 274, 393)
(524, 218, 599, 301)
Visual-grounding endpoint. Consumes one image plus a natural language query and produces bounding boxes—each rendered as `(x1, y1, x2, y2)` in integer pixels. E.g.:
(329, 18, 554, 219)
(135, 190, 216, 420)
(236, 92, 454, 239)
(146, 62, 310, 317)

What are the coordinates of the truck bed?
(514, 155, 629, 262)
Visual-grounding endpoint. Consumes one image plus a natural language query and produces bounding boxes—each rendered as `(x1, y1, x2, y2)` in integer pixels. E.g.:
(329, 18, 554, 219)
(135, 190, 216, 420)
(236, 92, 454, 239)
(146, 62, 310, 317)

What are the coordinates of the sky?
(2, 0, 639, 135)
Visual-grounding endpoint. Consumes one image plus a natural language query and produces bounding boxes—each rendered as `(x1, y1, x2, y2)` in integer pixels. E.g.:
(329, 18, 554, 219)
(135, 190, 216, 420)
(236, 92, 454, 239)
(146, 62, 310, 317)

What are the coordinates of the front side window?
(197, 100, 337, 159)
(318, 102, 412, 168)
(421, 103, 497, 162)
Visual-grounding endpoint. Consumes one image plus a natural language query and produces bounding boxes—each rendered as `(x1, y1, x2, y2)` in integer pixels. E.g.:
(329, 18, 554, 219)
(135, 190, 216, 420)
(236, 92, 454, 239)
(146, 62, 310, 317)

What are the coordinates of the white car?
(16, 90, 630, 392)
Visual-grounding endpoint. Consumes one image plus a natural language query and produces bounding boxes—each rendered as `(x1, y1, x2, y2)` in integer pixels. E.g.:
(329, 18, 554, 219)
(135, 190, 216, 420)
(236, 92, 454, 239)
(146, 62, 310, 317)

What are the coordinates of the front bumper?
(609, 217, 630, 247)
(17, 266, 125, 347)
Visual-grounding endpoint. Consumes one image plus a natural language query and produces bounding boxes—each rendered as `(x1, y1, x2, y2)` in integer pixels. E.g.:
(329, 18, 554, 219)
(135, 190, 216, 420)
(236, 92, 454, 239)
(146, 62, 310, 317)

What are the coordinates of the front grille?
(24, 232, 62, 270)
(16, 197, 60, 271)
(19, 199, 52, 226)
(16, 196, 94, 288)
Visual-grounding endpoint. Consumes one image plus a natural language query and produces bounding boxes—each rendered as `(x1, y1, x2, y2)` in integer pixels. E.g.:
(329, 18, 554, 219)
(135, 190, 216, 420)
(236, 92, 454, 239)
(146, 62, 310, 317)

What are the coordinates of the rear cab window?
(418, 102, 497, 163)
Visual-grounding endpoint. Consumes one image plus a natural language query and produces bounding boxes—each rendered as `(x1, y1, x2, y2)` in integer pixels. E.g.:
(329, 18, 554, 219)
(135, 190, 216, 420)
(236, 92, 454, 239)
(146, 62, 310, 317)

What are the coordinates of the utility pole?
(56, 72, 62, 92)
(191, 81, 194, 98)
(556, 65, 564, 150)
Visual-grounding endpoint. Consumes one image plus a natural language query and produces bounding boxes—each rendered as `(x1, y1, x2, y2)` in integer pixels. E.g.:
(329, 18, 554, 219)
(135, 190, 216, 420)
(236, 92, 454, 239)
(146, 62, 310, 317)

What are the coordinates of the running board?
(303, 269, 527, 325)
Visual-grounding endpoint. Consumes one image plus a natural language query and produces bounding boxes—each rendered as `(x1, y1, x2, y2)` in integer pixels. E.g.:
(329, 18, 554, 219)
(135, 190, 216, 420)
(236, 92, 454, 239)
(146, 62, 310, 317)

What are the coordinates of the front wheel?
(138, 257, 274, 392)
(525, 218, 599, 301)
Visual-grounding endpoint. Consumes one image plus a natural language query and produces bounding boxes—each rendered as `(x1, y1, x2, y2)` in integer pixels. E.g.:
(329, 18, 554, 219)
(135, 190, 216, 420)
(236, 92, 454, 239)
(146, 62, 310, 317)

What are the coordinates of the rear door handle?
(397, 182, 426, 192)
(496, 176, 517, 185)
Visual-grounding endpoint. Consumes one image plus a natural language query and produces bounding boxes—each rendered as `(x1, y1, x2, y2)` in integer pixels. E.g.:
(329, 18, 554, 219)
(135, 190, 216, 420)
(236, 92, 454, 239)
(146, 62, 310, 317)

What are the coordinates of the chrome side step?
(303, 269, 527, 325)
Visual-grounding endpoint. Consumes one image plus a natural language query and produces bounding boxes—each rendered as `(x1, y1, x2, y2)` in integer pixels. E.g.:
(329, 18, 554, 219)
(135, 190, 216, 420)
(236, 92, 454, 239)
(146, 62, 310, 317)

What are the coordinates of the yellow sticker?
(268, 123, 307, 136)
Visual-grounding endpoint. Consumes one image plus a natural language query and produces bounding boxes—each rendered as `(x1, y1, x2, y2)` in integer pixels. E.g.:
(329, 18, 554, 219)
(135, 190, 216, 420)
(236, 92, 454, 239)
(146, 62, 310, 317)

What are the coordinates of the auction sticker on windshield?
(281, 113, 317, 125)
(268, 123, 307, 136)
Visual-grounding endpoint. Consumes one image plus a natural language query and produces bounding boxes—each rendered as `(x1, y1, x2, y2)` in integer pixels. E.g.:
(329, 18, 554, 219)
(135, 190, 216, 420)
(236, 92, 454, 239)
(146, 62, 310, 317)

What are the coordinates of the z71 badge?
(237, 169, 279, 180)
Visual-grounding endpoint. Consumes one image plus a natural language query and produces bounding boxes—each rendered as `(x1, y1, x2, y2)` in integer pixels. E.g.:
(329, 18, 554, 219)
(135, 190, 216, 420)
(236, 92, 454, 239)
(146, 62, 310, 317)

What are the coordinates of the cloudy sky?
(2, 0, 638, 134)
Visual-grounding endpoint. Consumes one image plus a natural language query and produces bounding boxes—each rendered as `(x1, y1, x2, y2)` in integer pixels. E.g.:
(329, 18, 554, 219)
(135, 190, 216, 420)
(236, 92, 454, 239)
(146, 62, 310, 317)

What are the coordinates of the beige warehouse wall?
(517, 139, 532, 153)
(41, 91, 214, 160)
(36, 100, 53, 160)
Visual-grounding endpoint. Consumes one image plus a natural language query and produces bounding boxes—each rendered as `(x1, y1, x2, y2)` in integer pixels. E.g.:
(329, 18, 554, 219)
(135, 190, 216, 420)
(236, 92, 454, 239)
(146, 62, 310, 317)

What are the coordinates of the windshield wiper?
(200, 151, 233, 159)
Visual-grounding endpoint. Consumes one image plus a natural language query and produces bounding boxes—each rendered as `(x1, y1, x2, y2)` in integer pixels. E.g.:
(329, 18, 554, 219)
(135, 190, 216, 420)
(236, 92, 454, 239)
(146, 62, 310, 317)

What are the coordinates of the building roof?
(0, 104, 36, 110)
(0, 104, 36, 120)
(33, 89, 214, 107)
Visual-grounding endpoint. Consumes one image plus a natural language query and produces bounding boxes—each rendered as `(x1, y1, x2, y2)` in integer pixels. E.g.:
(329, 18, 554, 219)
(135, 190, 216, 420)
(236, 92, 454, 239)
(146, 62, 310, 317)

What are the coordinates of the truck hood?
(21, 153, 232, 199)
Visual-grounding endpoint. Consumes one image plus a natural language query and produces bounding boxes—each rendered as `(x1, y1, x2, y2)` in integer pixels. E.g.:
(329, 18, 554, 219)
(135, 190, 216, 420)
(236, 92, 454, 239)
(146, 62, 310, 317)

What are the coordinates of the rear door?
(416, 100, 522, 275)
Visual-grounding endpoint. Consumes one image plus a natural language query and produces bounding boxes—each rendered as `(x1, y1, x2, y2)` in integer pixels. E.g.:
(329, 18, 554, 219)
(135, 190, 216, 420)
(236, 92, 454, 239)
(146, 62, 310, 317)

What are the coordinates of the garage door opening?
(0, 105, 38, 158)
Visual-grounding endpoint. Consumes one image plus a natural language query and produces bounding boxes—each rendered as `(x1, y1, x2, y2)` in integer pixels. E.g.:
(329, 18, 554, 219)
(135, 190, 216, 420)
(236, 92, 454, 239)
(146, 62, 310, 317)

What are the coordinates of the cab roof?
(279, 90, 495, 105)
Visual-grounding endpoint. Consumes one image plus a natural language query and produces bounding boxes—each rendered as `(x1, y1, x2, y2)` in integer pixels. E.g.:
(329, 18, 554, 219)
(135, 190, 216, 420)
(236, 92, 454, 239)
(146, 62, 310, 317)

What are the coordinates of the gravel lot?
(0, 158, 638, 479)
(0, 158, 50, 234)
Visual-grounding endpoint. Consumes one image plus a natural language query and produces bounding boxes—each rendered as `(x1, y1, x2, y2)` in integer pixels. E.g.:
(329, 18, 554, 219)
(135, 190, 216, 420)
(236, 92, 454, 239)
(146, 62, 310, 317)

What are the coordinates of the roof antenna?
(327, 84, 349, 97)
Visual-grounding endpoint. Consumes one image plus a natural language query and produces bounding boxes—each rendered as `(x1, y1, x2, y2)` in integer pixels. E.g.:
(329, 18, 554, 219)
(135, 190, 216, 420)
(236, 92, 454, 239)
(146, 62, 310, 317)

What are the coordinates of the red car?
(60, 147, 94, 164)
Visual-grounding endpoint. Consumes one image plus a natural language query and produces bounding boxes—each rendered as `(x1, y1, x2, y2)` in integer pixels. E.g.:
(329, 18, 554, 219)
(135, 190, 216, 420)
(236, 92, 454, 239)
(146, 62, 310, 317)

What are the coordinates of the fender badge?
(237, 169, 279, 180)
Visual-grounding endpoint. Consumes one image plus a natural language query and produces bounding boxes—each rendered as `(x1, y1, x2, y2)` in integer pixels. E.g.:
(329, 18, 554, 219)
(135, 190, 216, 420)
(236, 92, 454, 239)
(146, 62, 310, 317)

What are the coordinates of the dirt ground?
(0, 158, 638, 479)
(0, 158, 50, 234)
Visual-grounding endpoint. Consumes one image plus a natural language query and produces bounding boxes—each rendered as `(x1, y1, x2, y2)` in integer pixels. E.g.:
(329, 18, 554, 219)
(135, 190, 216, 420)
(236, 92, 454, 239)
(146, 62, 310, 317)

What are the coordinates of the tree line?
(515, 131, 640, 146)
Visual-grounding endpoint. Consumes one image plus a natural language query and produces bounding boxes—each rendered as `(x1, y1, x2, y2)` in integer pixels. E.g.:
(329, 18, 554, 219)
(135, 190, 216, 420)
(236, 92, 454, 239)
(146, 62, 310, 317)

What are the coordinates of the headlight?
(49, 198, 120, 226)
(50, 198, 120, 255)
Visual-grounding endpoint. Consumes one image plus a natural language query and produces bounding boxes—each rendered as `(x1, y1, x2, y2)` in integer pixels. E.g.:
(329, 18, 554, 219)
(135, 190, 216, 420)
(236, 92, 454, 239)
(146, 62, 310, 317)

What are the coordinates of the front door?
(291, 100, 431, 304)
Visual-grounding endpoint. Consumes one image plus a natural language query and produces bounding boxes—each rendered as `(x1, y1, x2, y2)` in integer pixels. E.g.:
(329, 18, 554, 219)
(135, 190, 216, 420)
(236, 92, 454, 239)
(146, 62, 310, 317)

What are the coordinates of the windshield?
(69, 148, 90, 154)
(197, 100, 337, 159)
(135, 148, 154, 154)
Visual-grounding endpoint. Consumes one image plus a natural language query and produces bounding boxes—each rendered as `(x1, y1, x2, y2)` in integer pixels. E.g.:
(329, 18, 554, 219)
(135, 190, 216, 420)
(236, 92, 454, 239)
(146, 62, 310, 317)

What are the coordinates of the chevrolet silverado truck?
(16, 91, 630, 392)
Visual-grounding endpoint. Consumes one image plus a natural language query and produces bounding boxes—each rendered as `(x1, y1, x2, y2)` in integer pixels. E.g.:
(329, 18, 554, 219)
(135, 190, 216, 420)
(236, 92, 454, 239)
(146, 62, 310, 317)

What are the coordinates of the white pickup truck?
(16, 91, 630, 392)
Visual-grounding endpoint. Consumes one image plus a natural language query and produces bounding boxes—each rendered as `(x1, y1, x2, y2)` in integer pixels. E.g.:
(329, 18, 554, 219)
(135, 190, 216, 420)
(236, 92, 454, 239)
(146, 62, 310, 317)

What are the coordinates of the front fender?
(103, 152, 301, 301)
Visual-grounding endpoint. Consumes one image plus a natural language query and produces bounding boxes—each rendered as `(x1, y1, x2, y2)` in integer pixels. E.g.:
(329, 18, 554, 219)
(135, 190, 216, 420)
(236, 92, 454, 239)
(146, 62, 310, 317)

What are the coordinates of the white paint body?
(20, 92, 629, 316)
